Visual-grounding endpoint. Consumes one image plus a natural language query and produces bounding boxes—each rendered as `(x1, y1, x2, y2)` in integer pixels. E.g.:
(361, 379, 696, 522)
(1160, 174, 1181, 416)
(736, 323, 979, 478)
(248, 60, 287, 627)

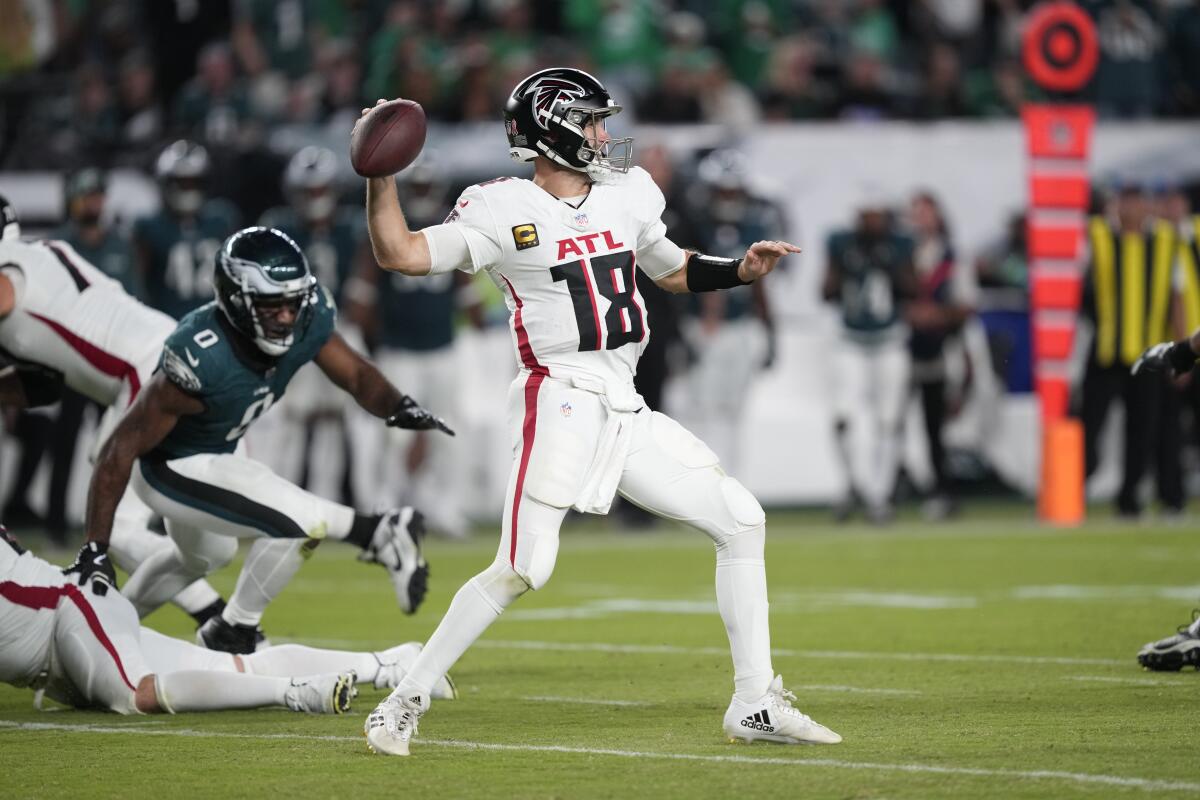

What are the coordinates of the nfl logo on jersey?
(573, 212, 589, 227)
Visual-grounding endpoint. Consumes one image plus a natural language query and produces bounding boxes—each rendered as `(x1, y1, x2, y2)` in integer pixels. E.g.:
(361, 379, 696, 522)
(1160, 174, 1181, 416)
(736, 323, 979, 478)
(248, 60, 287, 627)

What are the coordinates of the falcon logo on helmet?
(504, 67, 633, 178)
(528, 78, 587, 131)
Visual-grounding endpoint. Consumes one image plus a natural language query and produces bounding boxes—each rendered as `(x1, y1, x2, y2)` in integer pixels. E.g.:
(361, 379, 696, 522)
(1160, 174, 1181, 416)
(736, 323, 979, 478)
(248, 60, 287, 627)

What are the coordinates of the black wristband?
(1168, 340, 1199, 374)
(685, 252, 750, 293)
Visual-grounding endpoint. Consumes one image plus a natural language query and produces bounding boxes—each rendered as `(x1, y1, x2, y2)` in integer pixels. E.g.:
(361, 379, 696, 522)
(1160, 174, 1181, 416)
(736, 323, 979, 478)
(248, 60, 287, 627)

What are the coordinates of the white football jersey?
(0, 239, 175, 407)
(0, 539, 71, 686)
(444, 167, 683, 391)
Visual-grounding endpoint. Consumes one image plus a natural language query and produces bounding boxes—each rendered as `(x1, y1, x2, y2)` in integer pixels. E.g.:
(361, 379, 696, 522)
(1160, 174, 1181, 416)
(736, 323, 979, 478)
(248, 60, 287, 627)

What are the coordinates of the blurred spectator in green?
(1165, 0, 1200, 115)
(57, 168, 141, 297)
(232, 0, 351, 79)
(72, 62, 122, 161)
(849, 0, 901, 63)
(638, 53, 704, 122)
(835, 48, 897, 119)
(172, 42, 251, 147)
(116, 49, 163, 152)
(759, 35, 835, 120)
(1091, 0, 1163, 118)
(976, 212, 1028, 290)
(965, 58, 1032, 117)
(913, 41, 966, 119)
(488, 0, 538, 64)
(564, 0, 661, 92)
(699, 55, 762, 130)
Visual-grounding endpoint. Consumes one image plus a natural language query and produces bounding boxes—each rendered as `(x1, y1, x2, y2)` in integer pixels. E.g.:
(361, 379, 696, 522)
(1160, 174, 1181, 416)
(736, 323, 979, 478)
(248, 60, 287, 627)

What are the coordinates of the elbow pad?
(685, 253, 750, 293)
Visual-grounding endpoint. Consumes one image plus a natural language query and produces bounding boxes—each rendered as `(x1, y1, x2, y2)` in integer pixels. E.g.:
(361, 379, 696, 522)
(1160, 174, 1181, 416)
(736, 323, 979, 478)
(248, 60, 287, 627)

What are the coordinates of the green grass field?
(2, 507, 1198, 799)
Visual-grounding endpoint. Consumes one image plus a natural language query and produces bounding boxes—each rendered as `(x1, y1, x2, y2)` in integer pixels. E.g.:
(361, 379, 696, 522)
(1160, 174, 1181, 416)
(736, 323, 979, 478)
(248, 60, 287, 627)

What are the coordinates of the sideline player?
(358, 67, 842, 755)
(0, 526, 456, 714)
(0, 196, 229, 626)
(69, 226, 453, 653)
(1132, 332, 1200, 671)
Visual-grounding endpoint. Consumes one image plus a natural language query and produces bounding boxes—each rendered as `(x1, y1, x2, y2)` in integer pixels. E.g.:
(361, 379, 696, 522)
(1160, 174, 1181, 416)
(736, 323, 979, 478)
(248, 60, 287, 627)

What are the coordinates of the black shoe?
(1137, 611, 1200, 671)
(191, 598, 227, 627)
(196, 615, 260, 655)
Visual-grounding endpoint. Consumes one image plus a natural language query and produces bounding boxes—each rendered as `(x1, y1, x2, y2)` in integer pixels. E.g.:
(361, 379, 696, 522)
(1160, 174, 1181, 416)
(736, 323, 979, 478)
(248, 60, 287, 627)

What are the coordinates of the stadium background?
(2, 0, 1200, 525)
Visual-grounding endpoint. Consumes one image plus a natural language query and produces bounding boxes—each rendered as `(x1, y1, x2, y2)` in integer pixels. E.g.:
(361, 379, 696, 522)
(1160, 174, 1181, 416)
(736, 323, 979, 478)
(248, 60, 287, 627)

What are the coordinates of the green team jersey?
(153, 290, 337, 459)
(698, 198, 785, 322)
(826, 229, 914, 335)
(53, 223, 142, 299)
(134, 200, 241, 320)
(376, 269, 457, 352)
(257, 207, 363, 305)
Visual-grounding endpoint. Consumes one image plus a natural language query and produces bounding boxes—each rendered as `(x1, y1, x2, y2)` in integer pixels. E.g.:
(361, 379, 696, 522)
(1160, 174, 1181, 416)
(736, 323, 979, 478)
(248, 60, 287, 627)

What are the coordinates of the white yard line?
(472, 639, 1127, 667)
(2, 720, 1197, 794)
(1066, 676, 1191, 687)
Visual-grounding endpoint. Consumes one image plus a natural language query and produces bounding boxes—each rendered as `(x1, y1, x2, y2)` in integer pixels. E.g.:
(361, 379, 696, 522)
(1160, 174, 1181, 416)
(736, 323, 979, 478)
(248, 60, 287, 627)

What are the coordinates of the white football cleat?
(372, 642, 458, 699)
(1137, 611, 1200, 671)
(284, 671, 358, 714)
(365, 692, 428, 756)
(359, 508, 429, 614)
(723, 675, 842, 745)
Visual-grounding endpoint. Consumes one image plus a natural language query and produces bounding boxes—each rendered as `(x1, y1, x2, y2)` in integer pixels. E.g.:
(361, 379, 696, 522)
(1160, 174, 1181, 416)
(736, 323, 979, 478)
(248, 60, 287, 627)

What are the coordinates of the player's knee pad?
(470, 559, 531, 611)
(174, 534, 238, 577)
(708, 476, 766, 550)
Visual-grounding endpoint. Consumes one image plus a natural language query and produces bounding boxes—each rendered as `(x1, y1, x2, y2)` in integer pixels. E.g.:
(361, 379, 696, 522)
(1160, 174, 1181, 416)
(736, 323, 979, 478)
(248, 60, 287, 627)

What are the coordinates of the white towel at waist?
(570, 376, 644, 515)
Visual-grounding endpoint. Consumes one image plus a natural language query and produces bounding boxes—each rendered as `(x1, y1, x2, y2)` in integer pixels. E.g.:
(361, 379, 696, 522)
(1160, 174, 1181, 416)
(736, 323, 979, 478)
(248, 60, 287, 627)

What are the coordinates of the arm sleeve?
(429, 185, 505, 275)
(632, 168, 686, 280)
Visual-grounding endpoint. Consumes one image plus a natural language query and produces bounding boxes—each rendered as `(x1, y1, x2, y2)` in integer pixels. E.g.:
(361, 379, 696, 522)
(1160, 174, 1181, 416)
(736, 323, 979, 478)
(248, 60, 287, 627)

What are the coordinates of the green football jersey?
(152, 290, 337, 459)
(826, 229, 914, 334)
(134, 201, 241, 320)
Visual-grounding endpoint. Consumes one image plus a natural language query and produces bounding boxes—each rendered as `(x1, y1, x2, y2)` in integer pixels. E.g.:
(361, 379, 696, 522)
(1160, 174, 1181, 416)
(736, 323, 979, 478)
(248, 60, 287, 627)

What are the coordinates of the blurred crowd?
(4, 0, 1200, 172)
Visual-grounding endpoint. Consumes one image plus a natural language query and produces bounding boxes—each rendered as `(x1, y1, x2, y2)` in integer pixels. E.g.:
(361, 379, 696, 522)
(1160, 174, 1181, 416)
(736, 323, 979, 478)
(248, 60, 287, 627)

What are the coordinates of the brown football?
(350, 99, 427, 178)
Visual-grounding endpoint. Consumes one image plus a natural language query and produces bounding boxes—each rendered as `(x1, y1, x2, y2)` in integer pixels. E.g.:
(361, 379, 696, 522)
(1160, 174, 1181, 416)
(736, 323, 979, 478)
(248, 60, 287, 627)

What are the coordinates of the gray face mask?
(167, 187, 204, 215)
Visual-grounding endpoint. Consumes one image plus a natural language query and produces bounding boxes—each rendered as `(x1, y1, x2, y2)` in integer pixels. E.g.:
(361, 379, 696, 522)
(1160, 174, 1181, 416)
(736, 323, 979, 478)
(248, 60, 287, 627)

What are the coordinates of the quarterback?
(360, 67, 841, 755)
(0, 526, 455, 714)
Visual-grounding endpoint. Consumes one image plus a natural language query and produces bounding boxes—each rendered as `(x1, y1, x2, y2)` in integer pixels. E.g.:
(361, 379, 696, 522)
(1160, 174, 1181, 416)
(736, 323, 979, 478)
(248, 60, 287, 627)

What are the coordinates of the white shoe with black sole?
(723, 675, 842, 745)
(285, 671, 358, 714)
(365, 691, 427, 756)
(1138, 612, 1200, 671)
(360, 507, 429, 614)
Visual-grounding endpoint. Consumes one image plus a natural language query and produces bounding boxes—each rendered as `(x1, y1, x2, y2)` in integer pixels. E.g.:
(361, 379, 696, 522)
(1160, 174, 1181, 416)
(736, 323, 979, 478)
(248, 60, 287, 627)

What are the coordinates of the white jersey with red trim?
(445, 167, 681, 390)
(0, 538, 71, 686)
(0, 239, 175, 407)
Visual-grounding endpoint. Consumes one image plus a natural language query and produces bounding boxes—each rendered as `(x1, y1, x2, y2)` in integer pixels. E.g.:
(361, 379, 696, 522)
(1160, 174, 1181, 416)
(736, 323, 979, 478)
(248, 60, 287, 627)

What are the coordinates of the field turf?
(1, 507, 1197, 799)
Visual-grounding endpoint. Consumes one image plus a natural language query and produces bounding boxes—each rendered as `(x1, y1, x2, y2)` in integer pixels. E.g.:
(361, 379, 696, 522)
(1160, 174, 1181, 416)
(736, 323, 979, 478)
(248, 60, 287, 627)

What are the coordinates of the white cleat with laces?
(723, 675, 843, 745)
(365, 691, 428, 756)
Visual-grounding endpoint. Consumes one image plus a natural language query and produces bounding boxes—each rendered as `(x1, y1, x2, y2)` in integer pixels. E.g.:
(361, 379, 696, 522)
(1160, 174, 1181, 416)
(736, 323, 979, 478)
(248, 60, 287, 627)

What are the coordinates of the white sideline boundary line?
(472, 639, 1127, 667)
(1066, 676, 1191, 687)
(523, 695, 651, 707)
(2, 720, 1197, 794)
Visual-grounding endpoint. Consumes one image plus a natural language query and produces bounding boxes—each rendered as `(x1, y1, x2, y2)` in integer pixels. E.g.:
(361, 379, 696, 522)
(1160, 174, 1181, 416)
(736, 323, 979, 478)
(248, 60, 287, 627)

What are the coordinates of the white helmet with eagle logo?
(503, 67, 632, 177)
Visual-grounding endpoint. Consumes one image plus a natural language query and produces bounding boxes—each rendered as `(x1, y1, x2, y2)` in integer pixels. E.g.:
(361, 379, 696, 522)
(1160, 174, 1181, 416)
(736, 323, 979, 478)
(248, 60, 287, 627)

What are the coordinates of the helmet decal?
(527, 77, 587, 130)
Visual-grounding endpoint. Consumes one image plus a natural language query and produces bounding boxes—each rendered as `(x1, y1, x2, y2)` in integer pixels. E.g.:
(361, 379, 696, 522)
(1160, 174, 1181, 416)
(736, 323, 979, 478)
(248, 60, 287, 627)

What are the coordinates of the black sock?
(191, 598, 226, 627)
(346, 513, 382, 549)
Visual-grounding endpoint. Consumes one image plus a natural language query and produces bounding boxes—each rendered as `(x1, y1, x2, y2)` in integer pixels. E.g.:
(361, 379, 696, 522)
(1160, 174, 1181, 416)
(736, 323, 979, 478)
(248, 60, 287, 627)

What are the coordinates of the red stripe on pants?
(510, 370, 545, 566)
(0, 581, 137, 691)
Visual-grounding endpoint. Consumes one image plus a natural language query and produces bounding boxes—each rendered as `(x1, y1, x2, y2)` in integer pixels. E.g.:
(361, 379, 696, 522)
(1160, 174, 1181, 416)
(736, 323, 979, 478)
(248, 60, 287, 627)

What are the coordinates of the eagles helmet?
(0, 194, 19, 241)
(214, 227, 317, 357)
(284, 146, 339, 224)
(156, 140, 210, 216)
(504, 67, 632, 177)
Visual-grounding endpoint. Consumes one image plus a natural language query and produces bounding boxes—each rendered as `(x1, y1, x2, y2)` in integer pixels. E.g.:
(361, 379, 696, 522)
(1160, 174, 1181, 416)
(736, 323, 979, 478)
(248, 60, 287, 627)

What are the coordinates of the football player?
(823, 189, 917, 524)
(358, 67, 841, 755)
(0, 526, 456, 714)
(70, 226, 453, 655)
(0, 195, 229, 626)
(133, 140, 240, 319)
(1131, 332, 1200, 671)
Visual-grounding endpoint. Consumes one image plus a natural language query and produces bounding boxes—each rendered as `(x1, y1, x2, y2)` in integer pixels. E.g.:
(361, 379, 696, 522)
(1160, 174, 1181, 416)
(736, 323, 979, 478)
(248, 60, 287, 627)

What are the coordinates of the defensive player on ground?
(359, 67, 841, 755)
(0, 527, 455, 714)
(0, 196, 232, 630)
(71, 226, 454, 654)
(1132, 332, 1200, 671)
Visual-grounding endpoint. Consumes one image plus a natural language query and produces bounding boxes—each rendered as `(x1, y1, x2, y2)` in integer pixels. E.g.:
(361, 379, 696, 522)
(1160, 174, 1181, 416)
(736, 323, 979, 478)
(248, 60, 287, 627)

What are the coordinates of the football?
(350, 99, 427, 178)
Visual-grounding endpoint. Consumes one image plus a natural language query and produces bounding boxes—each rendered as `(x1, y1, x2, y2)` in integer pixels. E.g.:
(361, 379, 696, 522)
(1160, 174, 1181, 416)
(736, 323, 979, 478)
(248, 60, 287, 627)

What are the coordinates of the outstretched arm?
(315, 332, 453, 434)
(653, 240, 800, 294)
